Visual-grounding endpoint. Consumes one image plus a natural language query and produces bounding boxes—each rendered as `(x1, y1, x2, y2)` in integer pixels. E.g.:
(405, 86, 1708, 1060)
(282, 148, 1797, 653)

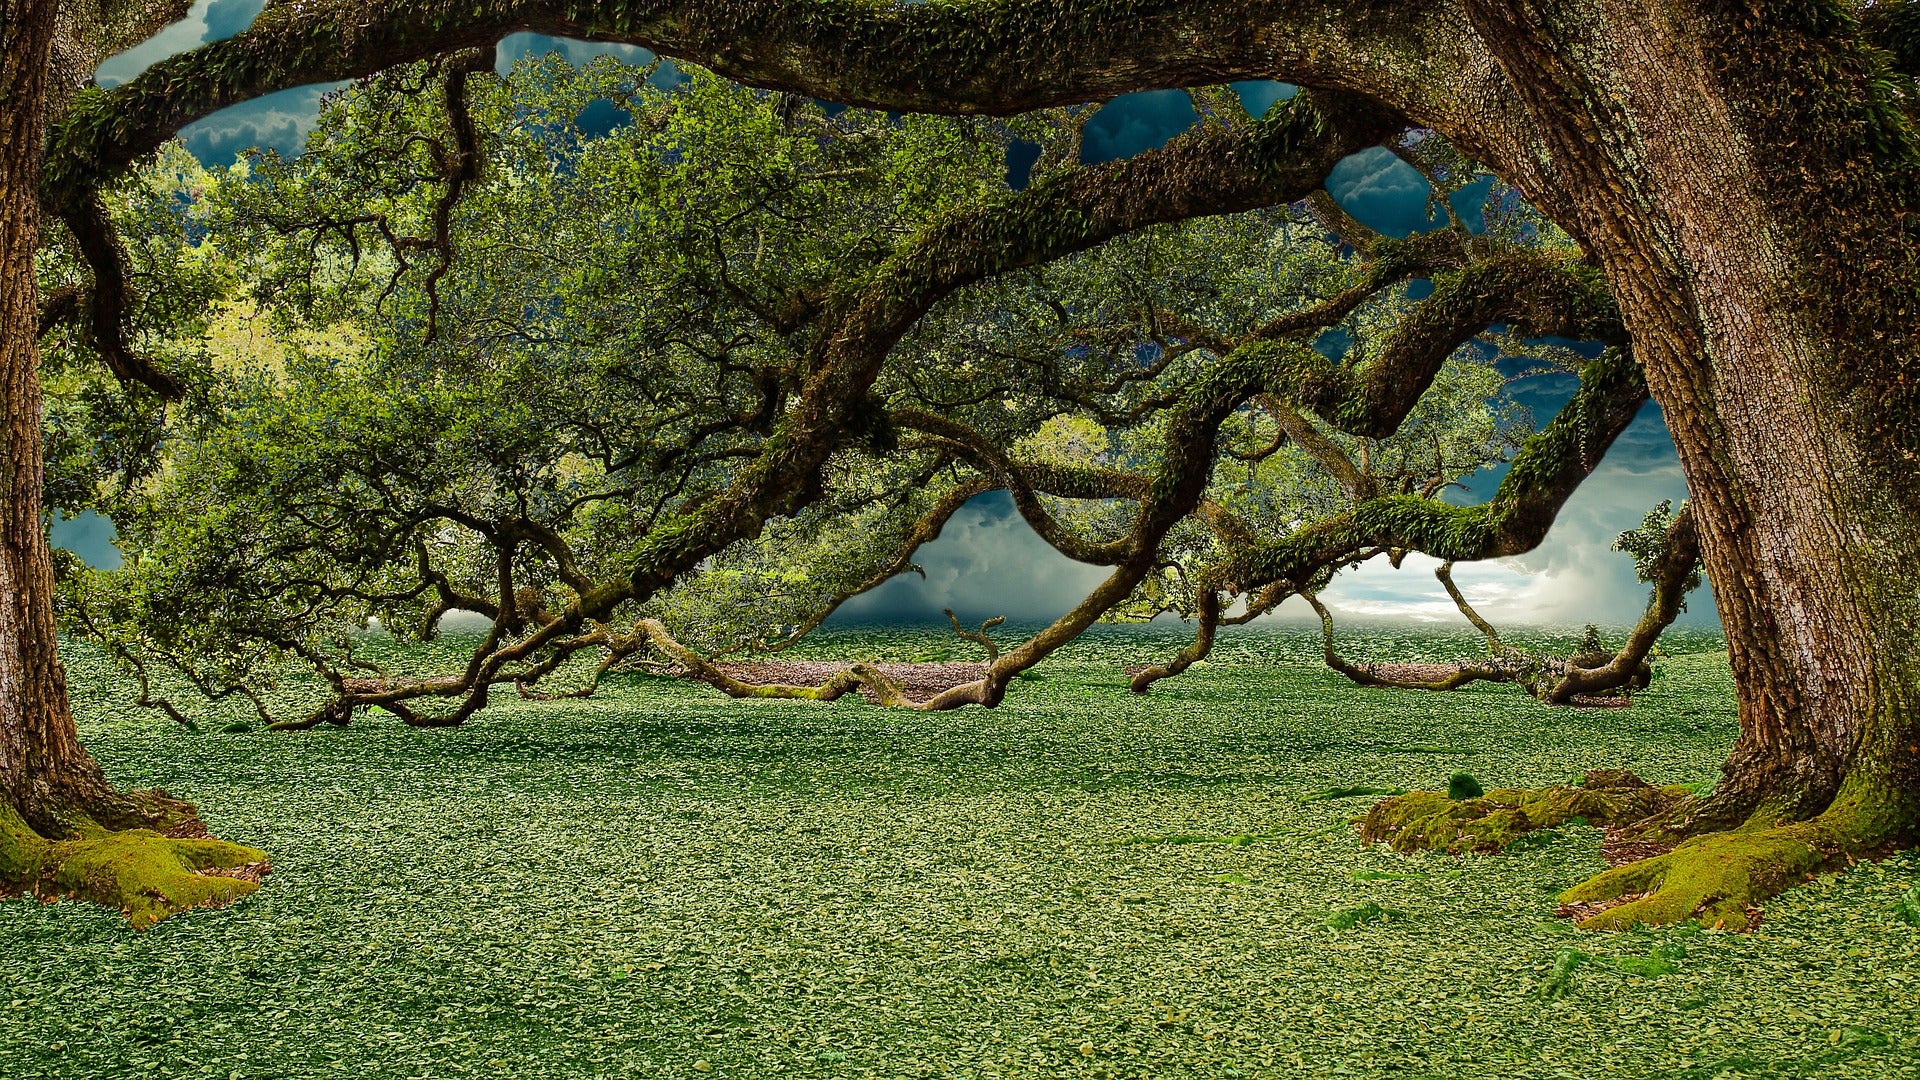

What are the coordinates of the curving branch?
(415, 48, 492, 344)
(639, 618, 914, 704)
(739, 475, 995, 655)
(1304, 588, 1511, 691)
(1540, 502, 1698, 703)
(57, 192, 184, 397)
(944, 610, 1005, 661)
(45, 0, 1468, 204)
(1435, 560, 1503, 652)
(1126, 345, 1649, 694)
(610, 90, 1400, 617)
(1212, 346, 1647, 593)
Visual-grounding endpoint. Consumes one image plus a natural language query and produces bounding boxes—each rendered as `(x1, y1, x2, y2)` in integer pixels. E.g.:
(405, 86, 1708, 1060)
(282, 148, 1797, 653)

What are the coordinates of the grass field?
(4, 627, 1918, 1079)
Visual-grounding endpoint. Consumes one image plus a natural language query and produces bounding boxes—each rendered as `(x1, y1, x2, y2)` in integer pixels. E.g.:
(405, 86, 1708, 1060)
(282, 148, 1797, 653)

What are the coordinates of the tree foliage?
(46, 57, 1643, 727)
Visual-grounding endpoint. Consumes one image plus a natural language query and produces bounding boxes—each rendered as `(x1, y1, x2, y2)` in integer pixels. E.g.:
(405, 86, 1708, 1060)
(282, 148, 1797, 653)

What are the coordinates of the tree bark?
(3, 9, 269, 930)
(0, 0, 120, 835)
(1454, 0, 1920, 836)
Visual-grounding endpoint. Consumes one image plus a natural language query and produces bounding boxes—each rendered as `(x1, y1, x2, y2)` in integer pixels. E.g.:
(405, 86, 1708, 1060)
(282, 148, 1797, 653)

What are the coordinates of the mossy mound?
(3, 803, 268, 929)
(1359, 770, 1687, 855)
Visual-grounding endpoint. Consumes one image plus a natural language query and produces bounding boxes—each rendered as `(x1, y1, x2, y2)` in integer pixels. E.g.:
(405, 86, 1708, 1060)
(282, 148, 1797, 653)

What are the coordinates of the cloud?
(1278, 407, 1710, 628)
(95, 0, 216, 87)
(1326, 147, 1443, 238)
(202, 0, 266, 42)
(177, 84, 335, 163)
(832, 492, 1112, 624)
(496, 33, 659, 77)
(1079, 90, 1197, 164)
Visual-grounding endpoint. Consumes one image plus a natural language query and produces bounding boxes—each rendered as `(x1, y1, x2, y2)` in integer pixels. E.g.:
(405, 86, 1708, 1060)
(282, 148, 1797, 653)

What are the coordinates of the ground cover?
(3, 627, 1916, 1079)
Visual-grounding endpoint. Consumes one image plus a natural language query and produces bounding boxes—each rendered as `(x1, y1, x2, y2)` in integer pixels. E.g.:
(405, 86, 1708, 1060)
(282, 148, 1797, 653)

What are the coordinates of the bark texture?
(1, 0, 266, 925)
(1457, 0, 1920, 836)
(1, 0, 112, 834)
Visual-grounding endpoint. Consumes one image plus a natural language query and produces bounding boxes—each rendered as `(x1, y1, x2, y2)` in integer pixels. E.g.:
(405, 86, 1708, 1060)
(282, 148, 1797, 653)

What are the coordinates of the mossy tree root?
(2, 799, 268, 929)
(1557, 828, 1822, 931)
(1560, 774, 1916, 931)
(1362, 768, 1918, 932)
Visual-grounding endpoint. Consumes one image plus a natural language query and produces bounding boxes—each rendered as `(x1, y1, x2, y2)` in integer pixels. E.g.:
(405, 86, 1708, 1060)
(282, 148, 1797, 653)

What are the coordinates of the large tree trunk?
(1447, 0, 1920, 926)
(1, 0, 267, 924)
(0, 0, 116, 832)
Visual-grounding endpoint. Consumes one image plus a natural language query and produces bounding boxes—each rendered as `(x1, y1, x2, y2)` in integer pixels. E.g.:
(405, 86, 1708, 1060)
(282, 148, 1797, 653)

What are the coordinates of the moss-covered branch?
(1213, 346, 1646, 593)
(46, 0, 1451, 202)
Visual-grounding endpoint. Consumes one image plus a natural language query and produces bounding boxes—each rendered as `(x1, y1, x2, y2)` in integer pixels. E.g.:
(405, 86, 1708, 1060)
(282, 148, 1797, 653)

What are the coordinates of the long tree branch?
(45, 0, 1467, 203)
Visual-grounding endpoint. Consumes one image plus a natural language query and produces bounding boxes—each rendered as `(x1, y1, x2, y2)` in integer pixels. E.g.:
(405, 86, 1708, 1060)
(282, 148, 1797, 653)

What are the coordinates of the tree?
(2, 0, 264, 925)
(15, 0, 1920, 928)
(64, 59, 1584, 723)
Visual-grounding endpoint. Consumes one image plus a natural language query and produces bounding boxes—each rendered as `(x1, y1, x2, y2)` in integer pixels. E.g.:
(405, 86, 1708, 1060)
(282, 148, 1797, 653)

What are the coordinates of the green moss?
(1895, 884, 1920, 926)
(43, 829, 268, 929)
(1359, 770, 1684, 855)
(1611, 954, 1679, 977)
(3, 802, 266, 929)
(1561, 830, 1824, 932)
(1447, 772, 1484, 800)
(1, 804, 53, 887)
(1538, 947, 1589, 999)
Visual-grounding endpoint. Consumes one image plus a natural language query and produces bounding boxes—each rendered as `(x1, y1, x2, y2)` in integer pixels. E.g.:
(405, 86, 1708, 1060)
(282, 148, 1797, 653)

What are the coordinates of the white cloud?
(95, 0, 217, 87)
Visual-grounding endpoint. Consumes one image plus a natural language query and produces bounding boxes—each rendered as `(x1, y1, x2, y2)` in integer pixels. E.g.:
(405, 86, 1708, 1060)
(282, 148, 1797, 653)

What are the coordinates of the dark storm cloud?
(832, 493, 1110, 624)
(1079, 89, 1197, 164)
(1327, 147, 1496, 238)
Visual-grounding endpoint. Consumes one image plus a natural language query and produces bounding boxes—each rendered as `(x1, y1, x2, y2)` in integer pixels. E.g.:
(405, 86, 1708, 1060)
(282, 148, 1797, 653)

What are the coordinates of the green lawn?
(5, 631, 1918, 1079)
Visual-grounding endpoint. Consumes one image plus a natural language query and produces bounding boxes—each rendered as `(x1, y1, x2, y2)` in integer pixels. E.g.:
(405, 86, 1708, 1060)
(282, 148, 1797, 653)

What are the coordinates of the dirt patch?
(198, 860, 272, 884)
(1554, 889, 1655, 924)
(1599, 829, 1679, 867)
(698, 661, 989, 704)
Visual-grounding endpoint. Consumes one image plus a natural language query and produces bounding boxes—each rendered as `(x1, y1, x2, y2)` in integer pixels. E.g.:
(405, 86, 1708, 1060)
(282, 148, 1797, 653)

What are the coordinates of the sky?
(62, 1, 1709, 630)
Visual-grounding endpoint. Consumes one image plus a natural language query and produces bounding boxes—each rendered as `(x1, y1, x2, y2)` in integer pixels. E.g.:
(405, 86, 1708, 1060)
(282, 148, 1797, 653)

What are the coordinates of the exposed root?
(1361, 766, 1915, 933)
(1358, 770, 1689, 855)
(700, 660, 989, 704)
(3, 801, 268, 929)
(1557, 828, 1818, 931)
(1553, 766, 1920, 932)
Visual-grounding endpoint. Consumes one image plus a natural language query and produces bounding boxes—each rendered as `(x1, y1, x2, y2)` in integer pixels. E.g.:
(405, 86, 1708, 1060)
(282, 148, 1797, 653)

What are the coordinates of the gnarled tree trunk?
(1, 0, 109, 831)
(1430, 0, 1920, 926)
